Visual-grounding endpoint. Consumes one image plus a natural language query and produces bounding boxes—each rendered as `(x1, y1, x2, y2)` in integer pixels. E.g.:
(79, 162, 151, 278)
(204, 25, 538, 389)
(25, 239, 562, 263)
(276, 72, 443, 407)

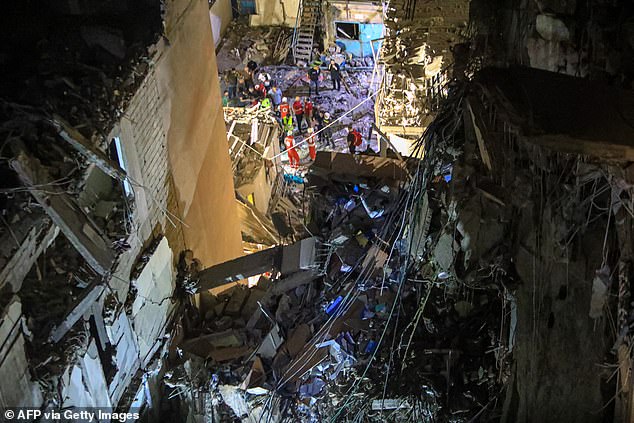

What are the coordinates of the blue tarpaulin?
(336, 23, 384, 57)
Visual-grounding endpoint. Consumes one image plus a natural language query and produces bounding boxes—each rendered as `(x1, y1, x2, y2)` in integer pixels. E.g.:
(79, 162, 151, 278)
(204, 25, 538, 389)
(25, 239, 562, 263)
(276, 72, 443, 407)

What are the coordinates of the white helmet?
(282, 97, 288, 103)
(307, 127, 314, 133)
(287, 131, 293, 136)
(324, 112, 330, 119)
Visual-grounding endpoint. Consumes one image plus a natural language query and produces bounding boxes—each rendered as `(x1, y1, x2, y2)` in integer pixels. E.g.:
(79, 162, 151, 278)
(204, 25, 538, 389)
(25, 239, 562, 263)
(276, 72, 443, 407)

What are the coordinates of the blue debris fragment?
(365, 340, 377, 354)
(326, 295, 343, 315)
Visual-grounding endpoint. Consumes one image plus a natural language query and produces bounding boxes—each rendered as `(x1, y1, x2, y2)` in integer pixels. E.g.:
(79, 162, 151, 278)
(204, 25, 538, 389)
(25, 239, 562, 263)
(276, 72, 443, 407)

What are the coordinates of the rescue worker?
(222, 91, 230, 107)
(308, 65, 321, 96)
(254, 84, 267, 99)
(280, 97, 293, 133)
(347, 127, 362, 154)
(269, 86, 283, 108)
(322, 112, 334, 148)
(292, 96, 305, 133)
(258, 71, 272, 89)
(328, 59, 342, 91)
(226, 68, 238, 98)
(284, 131, 300, 168)
(259, 96, 271, 111)
(304, 97, 314, 126)
(283, 115, 294, 134)
(279, 97, 290, 119)
(242, 86, 258, 106)
(307, 127, 317, 161)
(237, 76, 247, 98)
(243, 66, 254, 89)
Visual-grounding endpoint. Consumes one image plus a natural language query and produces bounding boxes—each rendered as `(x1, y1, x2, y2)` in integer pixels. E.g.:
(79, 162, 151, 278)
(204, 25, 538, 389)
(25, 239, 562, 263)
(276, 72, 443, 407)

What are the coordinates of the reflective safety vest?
(307, 135, 316, 147)
(260, 98, 271, 110)
(283, 117, 293, 133)
(284, 136, 294, 149)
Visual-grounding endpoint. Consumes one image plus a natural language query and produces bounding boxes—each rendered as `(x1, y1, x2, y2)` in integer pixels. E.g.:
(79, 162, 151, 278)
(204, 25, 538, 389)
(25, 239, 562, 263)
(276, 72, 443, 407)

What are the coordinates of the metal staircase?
(291, 0, 321, 64)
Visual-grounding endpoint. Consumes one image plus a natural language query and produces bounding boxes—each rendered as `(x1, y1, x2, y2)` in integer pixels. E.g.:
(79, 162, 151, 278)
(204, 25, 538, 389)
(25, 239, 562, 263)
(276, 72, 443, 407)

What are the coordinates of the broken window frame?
(335, 22, 360, 40)
(111, 136, 134, 198)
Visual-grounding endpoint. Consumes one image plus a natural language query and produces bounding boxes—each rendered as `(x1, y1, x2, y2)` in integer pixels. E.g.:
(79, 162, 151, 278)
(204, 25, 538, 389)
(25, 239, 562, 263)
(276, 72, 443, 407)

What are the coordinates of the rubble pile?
(0, 3, 163, 139)
(455, 68, 634, 421)
(151, 153, 415, 420)
(260, 66, 378, 152)
(150, 124, 513, 421)
(19, 235, 98, 403)
(216, 19, 293, 73)
(383, 64, 634, 420)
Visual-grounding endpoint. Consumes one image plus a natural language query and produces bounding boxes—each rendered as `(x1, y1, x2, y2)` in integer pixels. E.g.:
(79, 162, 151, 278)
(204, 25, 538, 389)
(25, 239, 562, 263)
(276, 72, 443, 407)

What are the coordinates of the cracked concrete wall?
(250, 0, 299, 27)
(159, 0, 243, 268)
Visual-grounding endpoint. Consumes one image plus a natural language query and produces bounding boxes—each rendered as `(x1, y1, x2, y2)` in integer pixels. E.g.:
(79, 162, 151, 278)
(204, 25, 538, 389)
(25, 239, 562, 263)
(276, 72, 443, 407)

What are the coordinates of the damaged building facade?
(0, 0, 242, 415)
(2, 0, 634, 422)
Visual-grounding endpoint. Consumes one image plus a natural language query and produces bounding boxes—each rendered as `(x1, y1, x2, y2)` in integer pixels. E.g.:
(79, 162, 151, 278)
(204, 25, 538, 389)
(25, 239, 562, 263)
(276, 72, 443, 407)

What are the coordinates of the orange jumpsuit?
(285, 135, 300, 168)
(307, 134, 317, 161)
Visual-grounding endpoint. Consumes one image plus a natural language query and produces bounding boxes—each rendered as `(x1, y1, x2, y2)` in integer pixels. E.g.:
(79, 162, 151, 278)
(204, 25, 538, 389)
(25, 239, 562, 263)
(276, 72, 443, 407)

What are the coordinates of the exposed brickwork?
(123, 68, 185, 255)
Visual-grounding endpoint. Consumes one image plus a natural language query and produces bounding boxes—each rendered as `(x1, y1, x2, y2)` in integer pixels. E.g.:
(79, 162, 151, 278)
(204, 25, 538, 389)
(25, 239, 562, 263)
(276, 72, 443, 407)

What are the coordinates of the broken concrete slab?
(130, 237, 175, 365)
(209, 345, 252, 363)
(49, 280, 105, 343)
(224, 286, 250, 316)
(433, 232, 456, 272)
(10, 152, 115, 275)
(49, 116, 126, 181)
(195, 246, 281, 292)
(311, 152, 409, 181)
(257, 324, 283, 359)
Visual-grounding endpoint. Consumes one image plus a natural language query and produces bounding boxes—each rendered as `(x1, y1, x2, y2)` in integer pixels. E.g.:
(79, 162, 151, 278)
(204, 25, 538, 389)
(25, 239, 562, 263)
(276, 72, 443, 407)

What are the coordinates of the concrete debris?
(589, 266, 610, 319)
(535, 14, 570, 42)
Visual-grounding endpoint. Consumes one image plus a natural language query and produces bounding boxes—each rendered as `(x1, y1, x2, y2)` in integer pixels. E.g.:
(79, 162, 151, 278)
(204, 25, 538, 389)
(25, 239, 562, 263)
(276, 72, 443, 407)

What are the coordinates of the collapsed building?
(1, 0, 634, 422)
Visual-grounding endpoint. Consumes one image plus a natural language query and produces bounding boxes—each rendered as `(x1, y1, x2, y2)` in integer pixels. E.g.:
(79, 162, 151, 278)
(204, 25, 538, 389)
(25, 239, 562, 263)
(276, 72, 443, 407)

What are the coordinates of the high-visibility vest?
(307, 135, 316, 147)
(283, 116, 293, 132)
(284, 136, 294, 149)
(260, 98, 271, 109)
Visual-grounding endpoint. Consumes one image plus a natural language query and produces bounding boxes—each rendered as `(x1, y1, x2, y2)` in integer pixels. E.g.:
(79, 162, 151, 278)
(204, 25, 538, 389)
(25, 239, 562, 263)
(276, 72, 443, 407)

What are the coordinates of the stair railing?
(291, 0, 303, 62)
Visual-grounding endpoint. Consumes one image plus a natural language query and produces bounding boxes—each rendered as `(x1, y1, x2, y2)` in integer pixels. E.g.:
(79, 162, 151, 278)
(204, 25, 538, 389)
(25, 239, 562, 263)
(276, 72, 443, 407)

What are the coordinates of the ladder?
(292, 0, 321, 64)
